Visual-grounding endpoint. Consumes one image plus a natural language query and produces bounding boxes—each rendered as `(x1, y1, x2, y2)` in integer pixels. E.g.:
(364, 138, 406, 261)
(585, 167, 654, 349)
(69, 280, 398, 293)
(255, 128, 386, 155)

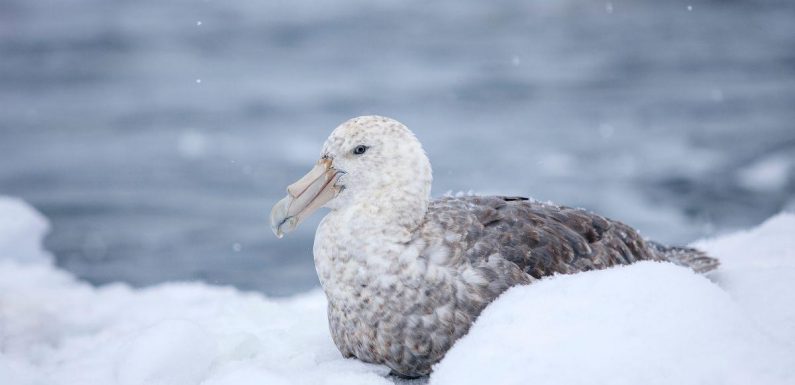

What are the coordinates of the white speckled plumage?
(272, 115, 719, 377)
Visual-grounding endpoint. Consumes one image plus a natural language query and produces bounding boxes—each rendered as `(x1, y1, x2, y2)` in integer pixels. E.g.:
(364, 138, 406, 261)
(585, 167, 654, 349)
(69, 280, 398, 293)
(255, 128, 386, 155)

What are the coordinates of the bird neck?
(331, 187, 430, 244)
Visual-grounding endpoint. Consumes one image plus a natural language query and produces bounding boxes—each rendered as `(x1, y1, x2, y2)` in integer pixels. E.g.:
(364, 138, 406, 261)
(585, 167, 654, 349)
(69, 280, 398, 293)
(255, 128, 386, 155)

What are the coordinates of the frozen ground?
(1, 196, 793, 385)
(1, 0, 794, 295)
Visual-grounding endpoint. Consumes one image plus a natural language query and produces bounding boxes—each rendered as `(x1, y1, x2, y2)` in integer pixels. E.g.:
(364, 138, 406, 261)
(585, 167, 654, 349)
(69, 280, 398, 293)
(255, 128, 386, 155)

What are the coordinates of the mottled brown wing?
(431, 196, 664, 279)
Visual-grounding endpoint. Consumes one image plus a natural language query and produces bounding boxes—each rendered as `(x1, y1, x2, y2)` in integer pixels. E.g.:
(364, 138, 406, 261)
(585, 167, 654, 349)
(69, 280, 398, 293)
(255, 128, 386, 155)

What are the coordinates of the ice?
(177, 130, 210, 159)
(1, 196, 794, 384)
(736, 155, 792, 193)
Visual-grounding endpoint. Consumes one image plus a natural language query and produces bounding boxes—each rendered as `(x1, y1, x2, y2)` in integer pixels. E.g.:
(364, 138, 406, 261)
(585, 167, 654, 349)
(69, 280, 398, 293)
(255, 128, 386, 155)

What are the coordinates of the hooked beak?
(270, 158, 343, 238)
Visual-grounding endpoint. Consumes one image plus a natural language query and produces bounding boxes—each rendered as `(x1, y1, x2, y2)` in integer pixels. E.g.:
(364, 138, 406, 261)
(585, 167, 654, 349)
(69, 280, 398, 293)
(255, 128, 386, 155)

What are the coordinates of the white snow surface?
(1, 196, 794, 385)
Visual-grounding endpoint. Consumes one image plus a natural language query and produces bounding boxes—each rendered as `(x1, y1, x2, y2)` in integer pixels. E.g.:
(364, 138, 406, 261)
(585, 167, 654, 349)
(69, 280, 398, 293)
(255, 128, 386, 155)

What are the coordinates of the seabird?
(270, 116, 719, 377)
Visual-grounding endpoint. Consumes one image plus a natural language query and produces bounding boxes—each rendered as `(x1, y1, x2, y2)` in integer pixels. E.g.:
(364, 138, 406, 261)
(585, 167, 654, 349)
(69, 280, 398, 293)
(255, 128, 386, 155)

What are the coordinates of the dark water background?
(1, 0, 793, 295)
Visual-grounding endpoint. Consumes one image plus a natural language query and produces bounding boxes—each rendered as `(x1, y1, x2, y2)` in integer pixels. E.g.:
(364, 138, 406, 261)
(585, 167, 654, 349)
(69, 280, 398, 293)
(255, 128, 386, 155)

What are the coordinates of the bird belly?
(325, 286, 453, 377)
(313, 220, 504, 376)
(318, 258, 483, 377)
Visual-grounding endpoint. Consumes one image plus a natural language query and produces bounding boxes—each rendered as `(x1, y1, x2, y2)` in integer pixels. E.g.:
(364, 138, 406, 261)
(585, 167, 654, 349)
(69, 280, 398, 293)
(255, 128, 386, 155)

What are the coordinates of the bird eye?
(352, 145, 368, 155)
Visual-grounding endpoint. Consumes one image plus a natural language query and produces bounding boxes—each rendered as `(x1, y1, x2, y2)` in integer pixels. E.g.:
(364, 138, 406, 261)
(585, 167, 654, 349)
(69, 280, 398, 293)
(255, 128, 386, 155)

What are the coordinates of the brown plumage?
(430, 195, 719, 279)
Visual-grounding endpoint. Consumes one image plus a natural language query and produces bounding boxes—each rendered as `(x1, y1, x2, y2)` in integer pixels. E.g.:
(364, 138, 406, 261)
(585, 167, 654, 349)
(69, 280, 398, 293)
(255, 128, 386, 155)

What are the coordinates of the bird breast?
(313, 218, 484, 375)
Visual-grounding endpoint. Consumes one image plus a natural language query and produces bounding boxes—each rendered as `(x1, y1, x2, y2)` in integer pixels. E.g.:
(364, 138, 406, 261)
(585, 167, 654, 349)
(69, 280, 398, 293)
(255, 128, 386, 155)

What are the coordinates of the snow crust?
(1, 196, 793, 385)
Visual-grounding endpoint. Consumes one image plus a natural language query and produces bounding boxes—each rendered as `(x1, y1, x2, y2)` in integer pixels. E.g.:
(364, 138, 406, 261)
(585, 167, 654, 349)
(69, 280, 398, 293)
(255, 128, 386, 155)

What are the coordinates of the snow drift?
(433, 214, 795, 385)
(0, 196, 793, 385)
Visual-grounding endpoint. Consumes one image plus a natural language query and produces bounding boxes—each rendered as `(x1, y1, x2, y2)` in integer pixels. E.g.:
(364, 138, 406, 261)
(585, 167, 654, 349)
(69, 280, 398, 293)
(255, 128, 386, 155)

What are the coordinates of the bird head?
(270, 115, 432, 238)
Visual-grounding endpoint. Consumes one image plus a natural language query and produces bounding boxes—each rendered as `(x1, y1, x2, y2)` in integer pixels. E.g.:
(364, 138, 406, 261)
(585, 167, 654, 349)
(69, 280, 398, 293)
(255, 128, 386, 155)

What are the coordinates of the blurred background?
(1, 0, 793, 296)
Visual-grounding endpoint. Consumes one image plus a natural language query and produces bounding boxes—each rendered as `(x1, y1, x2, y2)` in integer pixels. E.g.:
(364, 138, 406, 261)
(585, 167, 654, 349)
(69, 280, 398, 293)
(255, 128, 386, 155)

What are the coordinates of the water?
(1, 0, 793, 296)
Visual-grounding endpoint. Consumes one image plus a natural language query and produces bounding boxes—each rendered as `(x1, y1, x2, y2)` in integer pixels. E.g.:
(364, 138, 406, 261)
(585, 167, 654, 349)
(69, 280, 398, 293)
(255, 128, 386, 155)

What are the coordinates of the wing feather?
(427, 196, 664, 279)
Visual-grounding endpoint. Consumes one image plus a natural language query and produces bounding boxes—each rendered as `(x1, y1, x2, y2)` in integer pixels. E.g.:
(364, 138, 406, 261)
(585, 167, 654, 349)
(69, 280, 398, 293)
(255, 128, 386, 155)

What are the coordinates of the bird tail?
(648, 242, 720, 274)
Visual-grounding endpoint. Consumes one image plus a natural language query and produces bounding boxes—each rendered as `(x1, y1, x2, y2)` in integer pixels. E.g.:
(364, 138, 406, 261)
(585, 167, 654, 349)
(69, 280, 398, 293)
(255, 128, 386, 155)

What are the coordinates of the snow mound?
(0, 196, 793, 385)
(0, 197, 50, 264)
(0, 196, 391, 385)
(696, 213, 795, 346)
(431, 262, 793, 385)
(433, 213, 795, 385)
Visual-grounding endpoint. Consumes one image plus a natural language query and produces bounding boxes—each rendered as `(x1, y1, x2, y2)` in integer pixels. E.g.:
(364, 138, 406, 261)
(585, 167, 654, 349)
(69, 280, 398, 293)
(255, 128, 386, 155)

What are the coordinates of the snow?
(1, 196, 794, 385)
(695, 213, 795, 345)
(0, 197, 50, 264)
(0, 198, 391, 385)
(433, 213, 795, 385)
(432, 262, 793, 385)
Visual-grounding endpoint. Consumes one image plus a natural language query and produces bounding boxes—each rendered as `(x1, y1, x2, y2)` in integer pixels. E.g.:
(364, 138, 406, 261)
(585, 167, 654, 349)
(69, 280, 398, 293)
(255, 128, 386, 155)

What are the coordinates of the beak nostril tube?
(270, 158, 342, 237)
